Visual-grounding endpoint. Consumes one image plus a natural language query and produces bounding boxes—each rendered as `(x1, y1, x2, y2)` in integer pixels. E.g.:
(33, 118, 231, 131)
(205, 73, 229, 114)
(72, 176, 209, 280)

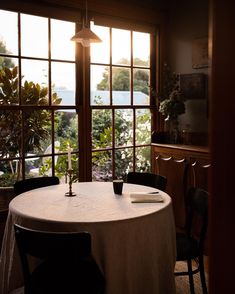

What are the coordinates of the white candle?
(67, 145, 72, 170)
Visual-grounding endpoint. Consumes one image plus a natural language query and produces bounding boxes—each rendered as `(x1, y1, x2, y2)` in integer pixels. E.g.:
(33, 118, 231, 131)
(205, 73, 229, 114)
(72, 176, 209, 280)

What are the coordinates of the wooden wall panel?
(152, 143, 210, 230)
(155, 155, 188, 229)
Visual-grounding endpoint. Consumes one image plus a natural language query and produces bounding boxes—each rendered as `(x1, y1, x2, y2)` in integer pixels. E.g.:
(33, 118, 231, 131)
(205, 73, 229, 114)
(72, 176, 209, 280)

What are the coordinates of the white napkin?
(130, 192, 164, 203)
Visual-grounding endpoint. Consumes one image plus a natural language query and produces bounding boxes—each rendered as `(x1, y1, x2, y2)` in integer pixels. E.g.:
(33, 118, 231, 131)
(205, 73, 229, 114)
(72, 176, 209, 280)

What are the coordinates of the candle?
(67, 144, 72, 170)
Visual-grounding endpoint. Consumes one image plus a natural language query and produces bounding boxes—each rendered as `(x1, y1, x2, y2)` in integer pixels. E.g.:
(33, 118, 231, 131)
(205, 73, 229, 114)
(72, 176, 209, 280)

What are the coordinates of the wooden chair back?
(14, 176, 59, 196)
(126, 171, 167, 191)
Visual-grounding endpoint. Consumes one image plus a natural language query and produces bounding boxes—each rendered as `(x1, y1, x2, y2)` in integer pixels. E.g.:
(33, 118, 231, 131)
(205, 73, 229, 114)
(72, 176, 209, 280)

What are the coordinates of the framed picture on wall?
(180, 73, 207, 100)
(192, 38, 208, 69)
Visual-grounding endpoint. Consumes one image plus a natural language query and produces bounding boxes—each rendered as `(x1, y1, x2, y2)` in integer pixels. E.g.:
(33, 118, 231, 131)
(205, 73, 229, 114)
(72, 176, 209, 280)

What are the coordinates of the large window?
(0, 10, 78, 185)
(0, 9, 156, 187)
(90, 24, 152, 181)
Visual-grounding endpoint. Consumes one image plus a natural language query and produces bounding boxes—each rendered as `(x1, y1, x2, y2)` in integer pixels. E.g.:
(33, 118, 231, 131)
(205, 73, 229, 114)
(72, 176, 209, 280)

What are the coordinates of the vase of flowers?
(157, 64, 185, 143)
(163, 115, 179, 144)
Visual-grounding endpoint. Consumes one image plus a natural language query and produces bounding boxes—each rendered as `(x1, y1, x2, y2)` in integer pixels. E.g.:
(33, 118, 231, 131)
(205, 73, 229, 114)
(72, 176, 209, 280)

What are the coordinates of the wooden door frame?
(209, 0, 235, 292)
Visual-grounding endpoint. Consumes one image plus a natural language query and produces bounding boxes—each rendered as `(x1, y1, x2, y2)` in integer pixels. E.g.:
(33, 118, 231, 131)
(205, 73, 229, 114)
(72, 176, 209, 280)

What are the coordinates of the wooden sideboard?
(152, 143, 210, 231)
(152, 143, 210, 164)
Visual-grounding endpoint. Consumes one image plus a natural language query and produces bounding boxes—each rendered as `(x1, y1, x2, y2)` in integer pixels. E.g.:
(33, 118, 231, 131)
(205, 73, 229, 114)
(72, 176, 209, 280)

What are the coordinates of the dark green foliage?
(157, 64, 185, 117)
(97, 58, 149, 95)
(0, 40, 15, 69)
(0, 66, 61, 181)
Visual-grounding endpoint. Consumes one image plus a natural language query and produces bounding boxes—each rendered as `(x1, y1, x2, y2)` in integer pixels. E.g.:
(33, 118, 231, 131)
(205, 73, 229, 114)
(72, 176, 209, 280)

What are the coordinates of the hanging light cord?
(70, 0, 102, 46)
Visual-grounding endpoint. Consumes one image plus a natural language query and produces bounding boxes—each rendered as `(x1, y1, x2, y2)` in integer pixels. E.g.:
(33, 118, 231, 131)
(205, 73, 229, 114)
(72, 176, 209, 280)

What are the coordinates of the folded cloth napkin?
(130, 192, 164, 203)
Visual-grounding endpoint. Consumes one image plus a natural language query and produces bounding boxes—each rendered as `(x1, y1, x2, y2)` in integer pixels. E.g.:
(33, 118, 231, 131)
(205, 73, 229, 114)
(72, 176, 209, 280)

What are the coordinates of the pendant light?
(70, 0, 102, 47)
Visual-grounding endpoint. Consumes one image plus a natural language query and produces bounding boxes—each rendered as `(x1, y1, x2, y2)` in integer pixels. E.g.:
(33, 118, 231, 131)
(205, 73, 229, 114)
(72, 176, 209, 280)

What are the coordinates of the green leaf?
(4, 67, 12, 80)
(12, 66, 18, 78)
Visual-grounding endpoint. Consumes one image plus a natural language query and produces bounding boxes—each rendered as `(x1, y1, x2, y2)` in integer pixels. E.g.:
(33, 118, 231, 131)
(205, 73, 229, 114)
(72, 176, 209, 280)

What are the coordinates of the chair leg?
(187, 259, 195, 294)
(199, 255, 208, 294)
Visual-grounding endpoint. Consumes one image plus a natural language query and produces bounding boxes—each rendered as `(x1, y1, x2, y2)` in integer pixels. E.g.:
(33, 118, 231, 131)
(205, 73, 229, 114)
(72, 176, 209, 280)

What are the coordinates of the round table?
(0, 182, 176, 294)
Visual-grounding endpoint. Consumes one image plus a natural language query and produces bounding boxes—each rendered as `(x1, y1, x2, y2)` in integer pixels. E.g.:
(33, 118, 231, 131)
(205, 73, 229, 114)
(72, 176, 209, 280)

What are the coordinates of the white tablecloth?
(0, 182, 176, 294)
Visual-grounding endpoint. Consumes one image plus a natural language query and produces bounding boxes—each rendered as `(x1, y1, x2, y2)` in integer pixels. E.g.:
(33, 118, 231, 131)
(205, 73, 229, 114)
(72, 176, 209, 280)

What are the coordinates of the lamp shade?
(70, 27, 102, 47)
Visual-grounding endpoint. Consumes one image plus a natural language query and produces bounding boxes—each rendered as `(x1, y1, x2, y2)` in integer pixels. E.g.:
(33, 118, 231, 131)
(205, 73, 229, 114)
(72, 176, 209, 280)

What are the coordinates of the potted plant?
(0, 66, 61, 206)
(157, 64, 185, 143)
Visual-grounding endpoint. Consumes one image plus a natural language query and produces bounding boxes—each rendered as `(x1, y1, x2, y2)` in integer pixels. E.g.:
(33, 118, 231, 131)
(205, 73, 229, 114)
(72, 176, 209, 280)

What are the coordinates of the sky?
(0, 9, 150, 95)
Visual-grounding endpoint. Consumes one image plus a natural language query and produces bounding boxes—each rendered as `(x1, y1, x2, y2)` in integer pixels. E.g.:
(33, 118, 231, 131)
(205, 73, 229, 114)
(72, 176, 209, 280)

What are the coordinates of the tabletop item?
(130, 192, 164, 203)
(0, 182, 176, 294)
(112, 179, 123, 195)
(65, 168, 76, 197)
(67, 144, 72, 170)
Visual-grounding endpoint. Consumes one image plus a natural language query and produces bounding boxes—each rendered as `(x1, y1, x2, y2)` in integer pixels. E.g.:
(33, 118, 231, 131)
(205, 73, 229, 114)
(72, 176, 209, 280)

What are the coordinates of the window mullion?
(130, 31, 136, 172)
(79, 16, 92, 181)
(110, 27, 116, 179)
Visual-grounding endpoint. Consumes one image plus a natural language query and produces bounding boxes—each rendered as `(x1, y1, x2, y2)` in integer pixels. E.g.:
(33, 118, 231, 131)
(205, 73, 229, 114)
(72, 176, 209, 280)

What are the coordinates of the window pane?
(0, 55, 17, 71)
(133, 69, 150, 105)
(0, 160, 18, 186)
(0, 159, 18, 186)
(133, 32, 150, 67)
(0, 57, 18, 71)
(91, 65, 110, 105)
(21, 14, 48, 58)
(136, 109, 151, 145)
(112, 29, 130, 65)
(27, 141, 72, 178)
(51, 62, 75, 105)
(92, 150, 112, 181)
(24, 110, 51, 155)
(55, 154, 79, 183)
(115, 148, 133, 179)
(0, 10, 18, 55)
(27, 156, 49, 177)
(135, 146, 151, 172)
(0, 64, 19, 105)
(54, 110, 78, 151)
(27, 150, 72, 179)
(90, 23, 109, 64)
(92, 109, 112, 149)
(51, 19, 75, 61)
(112, 67, 130, 105)
(21, 59, 48, 94)
(25, 156, 41, 178)
(115, 109, 133, 147)
(0, 110, 21, 157)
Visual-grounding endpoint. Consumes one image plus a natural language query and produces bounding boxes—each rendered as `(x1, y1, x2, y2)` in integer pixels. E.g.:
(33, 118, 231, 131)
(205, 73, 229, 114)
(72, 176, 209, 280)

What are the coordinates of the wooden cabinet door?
(155, 155, 189, 229)
(190, 160, 211, 191)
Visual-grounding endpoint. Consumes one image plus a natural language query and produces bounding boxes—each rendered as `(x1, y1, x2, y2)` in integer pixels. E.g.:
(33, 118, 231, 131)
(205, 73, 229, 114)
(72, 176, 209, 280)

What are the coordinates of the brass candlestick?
(65, 169, 76, 197)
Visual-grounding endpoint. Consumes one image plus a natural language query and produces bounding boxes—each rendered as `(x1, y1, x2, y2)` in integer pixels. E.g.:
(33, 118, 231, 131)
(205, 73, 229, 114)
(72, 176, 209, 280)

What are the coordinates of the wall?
(165, 0, 209, 142)
(0, 0, 165, 25)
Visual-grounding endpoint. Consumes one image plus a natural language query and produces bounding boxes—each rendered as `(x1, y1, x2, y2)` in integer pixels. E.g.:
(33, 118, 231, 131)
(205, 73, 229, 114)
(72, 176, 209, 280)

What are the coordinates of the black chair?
(14, 224, 105, 294)
(174, 187, 208, 294)
(126, 172, 167, 191)
(14, 176, 60, 196)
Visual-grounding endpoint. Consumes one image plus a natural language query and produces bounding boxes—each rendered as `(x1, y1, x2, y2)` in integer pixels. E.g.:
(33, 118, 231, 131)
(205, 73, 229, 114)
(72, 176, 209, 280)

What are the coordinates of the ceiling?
(115, 0, 174, 10)
(30, 0, 174, 11)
